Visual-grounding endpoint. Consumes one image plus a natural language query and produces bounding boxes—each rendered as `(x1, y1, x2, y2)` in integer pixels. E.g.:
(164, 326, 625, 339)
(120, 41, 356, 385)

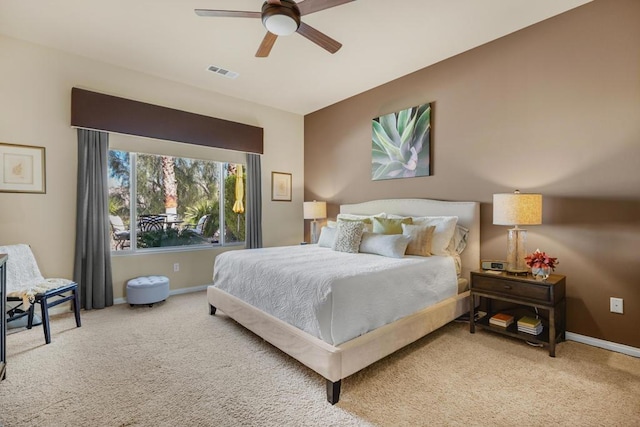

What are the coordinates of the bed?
(207, 198, 480, 404)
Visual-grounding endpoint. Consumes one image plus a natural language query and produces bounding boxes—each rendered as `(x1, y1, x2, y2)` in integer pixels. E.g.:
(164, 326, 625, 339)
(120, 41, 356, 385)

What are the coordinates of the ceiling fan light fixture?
(264, 14, 298, 36)
(261, 0, 301, 36)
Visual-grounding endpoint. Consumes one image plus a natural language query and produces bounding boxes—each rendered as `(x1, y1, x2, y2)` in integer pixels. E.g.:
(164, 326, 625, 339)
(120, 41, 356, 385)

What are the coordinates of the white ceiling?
(0, 0, 591, 115)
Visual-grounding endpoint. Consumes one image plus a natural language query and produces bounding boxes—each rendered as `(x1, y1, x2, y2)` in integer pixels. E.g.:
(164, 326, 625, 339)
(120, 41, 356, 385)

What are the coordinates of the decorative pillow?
(332, 220, 365, 253)
(326, 220, 338, 229)
(336, 213, 385, 223)
(337, 218, 373, 232)
(336, 213, 385, 232)
(371, 217, 413, 235)
(359, 232, 411, 258)
(317, 226, 337, 248)
(402, 224, 436, 256)
(408, 216, 459, 256)
(446, 225, 469, 255)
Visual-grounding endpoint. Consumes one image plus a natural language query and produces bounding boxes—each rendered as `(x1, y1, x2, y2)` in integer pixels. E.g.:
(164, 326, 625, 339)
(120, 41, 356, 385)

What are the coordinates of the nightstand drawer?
(472, 275, 550, 303)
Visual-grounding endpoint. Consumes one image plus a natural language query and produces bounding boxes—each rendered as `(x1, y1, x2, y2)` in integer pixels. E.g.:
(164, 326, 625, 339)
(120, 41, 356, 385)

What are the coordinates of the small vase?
(531, 266, 551, 281)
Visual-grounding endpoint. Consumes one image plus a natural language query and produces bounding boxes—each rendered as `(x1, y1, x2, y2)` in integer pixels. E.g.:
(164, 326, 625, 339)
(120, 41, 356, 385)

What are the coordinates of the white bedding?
(212, 244, 458, 345)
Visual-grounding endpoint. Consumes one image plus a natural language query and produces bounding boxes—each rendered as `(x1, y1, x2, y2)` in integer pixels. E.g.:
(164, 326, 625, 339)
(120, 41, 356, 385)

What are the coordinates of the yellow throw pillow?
(372, 217, 413, 235)
(402, 223, 436, 256)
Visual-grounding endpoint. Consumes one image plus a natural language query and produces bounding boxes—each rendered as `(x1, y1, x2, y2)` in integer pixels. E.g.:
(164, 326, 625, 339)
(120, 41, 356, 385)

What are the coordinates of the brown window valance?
(71, 87, 263, 154)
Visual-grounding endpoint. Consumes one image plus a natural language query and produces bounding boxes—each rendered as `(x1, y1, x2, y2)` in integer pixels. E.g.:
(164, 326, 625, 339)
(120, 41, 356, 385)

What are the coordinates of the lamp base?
(506, 227, 528, 274)
(310, 220, 320, 244)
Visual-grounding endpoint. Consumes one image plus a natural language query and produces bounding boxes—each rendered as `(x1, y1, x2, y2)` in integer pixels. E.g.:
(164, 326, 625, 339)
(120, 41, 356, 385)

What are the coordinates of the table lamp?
(303, 200, 327, 244)
(493, 190, 542, 274)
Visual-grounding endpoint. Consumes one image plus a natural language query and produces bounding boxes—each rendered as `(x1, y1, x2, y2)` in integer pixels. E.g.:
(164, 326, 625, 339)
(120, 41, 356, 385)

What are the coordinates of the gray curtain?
(245, 153, 262, 249)
(74, 129, 113, 309)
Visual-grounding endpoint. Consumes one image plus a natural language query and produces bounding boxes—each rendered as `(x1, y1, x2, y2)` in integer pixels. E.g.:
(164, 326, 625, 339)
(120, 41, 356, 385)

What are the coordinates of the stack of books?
(489, 313, 514, 328)
(517, 316, 543, 335)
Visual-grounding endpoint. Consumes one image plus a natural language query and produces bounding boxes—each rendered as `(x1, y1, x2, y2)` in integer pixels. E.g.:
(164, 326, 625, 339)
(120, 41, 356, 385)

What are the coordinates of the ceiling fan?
(195, 0, 355, 57)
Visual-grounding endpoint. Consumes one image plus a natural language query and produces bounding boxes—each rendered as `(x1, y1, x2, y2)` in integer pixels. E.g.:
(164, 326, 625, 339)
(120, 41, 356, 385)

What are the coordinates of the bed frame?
(208, 198, 480, 404)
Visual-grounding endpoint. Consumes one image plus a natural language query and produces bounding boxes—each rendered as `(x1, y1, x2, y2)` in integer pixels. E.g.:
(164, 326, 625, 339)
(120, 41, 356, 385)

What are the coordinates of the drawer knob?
(504, 285, 512, 290)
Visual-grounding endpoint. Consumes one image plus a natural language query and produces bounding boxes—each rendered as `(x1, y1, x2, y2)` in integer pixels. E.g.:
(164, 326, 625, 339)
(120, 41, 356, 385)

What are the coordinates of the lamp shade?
(493, 192, 542, 226)
(303, 201, 327, 220)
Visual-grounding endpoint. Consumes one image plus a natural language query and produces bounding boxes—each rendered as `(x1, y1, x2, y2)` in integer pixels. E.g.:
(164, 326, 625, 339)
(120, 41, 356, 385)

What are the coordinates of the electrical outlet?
(610, 297, 623, 314)
(173, 263, 180, 272)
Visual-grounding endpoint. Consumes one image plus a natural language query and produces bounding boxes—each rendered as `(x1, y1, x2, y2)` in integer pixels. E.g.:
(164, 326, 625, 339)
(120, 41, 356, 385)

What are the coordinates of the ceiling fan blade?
(297, 0, 356, 16)
(267, 0, 283, 4)
(256, 32, 278, 57)
(195, 9, 261, 18)
(296, 21, 342, 54)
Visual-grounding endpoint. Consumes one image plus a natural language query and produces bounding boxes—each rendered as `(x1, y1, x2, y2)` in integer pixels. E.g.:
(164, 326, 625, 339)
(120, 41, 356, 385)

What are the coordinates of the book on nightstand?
(517, 316, 543, 335)
(489, 313, 514, 328)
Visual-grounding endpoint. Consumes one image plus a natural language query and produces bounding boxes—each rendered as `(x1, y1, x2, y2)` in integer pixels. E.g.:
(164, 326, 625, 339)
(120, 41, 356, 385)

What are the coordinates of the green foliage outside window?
(137, 227, 207, 248)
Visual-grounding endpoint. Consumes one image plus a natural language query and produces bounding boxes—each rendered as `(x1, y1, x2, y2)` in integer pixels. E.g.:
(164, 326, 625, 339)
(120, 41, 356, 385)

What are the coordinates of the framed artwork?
(0, 142, 46, 193)
(371, 102, 431, 181)
(271, 171, 292, 202)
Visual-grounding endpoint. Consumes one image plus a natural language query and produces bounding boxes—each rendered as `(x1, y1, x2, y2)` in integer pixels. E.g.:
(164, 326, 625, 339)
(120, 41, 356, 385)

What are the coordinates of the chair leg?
(27, 303, 36, 329)
(40, 297, 52, 345)
(73, 287, 82, 327)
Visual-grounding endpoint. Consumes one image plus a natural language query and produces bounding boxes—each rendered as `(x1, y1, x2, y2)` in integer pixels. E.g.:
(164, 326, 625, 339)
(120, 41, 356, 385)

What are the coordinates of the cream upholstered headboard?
(340, 198, 480, 282)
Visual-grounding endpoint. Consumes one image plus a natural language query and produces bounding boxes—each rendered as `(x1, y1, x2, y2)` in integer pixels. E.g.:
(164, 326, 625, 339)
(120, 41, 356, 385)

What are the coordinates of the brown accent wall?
(304, 0, 640, 348)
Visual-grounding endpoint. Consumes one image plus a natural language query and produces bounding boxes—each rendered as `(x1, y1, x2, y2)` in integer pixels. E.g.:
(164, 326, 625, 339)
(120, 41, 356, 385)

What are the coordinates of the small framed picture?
(0, 142, 46, 193)
(271, 171, 292, 202)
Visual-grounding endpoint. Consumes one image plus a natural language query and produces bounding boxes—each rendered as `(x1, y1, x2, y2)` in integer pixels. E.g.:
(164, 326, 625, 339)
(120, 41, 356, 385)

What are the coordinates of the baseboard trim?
(566, 332, 640, 358)
(114, 283, 211, 305)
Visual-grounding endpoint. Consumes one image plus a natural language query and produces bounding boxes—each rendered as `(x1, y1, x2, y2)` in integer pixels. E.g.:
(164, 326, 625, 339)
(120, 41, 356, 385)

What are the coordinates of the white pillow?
(332, 220, 365, 253)
(409, 216, 459, 256)
(359, 232, 410, 258)
(447, 225, 469, 255)
(317, 226, 337, 248)
(336, 213, 386, 221)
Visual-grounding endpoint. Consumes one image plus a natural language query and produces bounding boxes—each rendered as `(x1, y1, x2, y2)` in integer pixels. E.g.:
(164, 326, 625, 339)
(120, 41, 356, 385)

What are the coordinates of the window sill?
(110, 242, 245, 256)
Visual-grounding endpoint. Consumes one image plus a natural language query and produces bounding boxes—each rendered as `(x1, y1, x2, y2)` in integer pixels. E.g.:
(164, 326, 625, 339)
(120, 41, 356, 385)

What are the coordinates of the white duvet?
(212, 245, 458, 345)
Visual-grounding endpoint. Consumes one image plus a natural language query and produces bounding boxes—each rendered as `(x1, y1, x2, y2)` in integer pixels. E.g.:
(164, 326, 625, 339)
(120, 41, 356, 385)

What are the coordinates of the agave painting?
(372, 103, 431, 180)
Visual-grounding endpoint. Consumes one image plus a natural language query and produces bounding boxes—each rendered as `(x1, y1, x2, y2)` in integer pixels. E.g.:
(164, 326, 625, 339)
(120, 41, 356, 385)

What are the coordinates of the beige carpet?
(1, 291, 638, 427)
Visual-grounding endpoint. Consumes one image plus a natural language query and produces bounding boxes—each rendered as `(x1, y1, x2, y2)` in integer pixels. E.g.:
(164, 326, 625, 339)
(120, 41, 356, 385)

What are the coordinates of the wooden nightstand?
(469, 270, 566, 357)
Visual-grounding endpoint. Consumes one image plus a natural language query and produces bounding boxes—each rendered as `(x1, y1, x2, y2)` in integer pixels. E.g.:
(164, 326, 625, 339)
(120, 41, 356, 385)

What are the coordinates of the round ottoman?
(126, 275, 170, 307)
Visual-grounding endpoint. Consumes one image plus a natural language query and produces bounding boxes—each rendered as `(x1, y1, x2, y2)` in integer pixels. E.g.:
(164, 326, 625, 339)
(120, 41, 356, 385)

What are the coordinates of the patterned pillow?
(332, 220, 365, 253)
(402, 223, 436, 256)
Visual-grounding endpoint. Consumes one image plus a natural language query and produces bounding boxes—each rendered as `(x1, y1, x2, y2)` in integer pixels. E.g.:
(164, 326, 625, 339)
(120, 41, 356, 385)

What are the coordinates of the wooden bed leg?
(326, 379, 341, 405)
(209, 304, 217, 315)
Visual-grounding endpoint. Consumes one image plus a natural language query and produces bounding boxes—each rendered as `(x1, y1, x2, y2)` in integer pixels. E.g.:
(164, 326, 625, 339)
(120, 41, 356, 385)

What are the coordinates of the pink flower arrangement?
(525, 249, 558, 271)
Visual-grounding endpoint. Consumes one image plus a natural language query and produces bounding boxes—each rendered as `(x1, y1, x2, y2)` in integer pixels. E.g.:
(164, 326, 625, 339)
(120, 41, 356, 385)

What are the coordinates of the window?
(108, 150, 245, 252)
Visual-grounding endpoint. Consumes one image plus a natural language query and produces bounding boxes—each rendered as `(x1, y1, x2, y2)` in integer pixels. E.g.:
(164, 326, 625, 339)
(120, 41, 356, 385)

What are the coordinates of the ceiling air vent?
(207, 65, 239, 79)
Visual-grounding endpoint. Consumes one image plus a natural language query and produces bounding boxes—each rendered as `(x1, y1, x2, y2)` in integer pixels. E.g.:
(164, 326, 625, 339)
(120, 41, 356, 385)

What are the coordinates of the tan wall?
(304, 0, 640, 347)
(0, 35, 304, 301)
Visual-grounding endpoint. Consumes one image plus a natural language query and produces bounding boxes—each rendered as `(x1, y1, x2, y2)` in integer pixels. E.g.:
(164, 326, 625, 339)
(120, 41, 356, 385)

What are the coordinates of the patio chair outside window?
(138, 215, 166, 232)
(191, 215, 210, 235)
(109, 215, 130, 250)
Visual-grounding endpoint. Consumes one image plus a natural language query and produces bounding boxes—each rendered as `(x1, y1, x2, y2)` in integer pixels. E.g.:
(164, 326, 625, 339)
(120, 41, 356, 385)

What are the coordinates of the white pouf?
(126, 275, 170, 306)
